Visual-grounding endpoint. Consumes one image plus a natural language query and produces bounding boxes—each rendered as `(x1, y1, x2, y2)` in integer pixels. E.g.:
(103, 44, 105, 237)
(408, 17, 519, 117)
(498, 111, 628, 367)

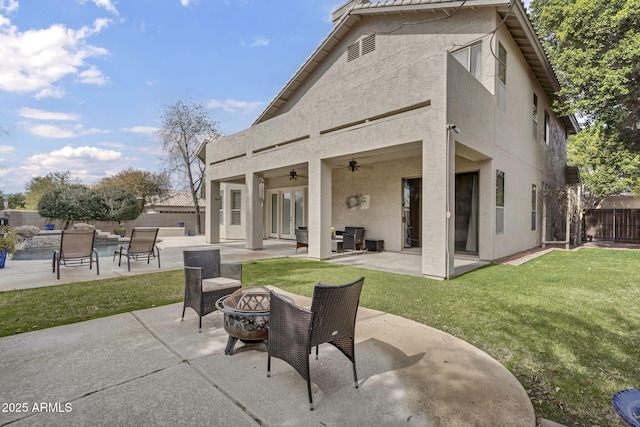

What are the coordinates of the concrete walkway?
(0, 237, 537, 426)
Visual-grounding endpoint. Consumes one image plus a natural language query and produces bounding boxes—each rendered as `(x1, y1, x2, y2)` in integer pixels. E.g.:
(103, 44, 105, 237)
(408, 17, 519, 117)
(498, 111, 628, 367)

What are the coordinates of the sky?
(0, 0, 532, 195)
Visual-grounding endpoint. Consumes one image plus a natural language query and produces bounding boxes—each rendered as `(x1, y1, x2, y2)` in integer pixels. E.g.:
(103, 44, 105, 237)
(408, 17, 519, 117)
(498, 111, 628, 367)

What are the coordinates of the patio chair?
(182, 249, 242, 332)
(342, 226, 365, 254)
(113, 227, 160, 272)
(52, 230, 99, 280)
(612, 389, 640, 427)
(295, 228, 308, 253)
(267, 276, 365, 410)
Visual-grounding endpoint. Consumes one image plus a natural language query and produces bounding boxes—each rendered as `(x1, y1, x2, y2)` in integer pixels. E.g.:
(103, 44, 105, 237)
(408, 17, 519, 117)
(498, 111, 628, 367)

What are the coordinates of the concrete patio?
(0, 237, 536, 426)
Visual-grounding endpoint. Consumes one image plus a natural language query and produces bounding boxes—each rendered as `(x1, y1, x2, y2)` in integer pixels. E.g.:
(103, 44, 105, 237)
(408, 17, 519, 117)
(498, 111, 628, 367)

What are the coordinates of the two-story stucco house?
(201, 0, 580, 279)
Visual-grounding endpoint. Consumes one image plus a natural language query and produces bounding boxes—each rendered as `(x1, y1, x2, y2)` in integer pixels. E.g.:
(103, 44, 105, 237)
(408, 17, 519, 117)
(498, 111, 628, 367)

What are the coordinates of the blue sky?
(0, 0, 531, 195)
(0, 0, 342, 194)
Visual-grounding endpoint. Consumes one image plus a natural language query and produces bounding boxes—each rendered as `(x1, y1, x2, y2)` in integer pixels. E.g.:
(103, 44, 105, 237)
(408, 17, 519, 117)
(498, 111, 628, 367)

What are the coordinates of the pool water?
(12, 243, 120, 261)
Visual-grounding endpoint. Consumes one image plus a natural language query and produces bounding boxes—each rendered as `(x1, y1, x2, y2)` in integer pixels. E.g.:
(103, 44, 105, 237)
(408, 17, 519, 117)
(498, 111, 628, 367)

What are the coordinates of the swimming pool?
(12, 243, 120, 261)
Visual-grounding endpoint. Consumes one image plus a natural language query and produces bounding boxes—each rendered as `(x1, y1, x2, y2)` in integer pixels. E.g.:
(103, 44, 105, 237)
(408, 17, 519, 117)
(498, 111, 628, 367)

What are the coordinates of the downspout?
(445, 124, 460, 280)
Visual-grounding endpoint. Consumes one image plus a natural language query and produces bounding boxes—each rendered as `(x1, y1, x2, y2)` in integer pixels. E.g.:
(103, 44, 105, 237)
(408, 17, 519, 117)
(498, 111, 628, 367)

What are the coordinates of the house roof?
(253, 0, 580, 134)
(147, 190, 204, 208)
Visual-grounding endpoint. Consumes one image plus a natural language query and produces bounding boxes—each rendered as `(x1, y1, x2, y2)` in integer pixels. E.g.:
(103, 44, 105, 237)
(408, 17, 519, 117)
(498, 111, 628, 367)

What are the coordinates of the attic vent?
(347, 42, 360, 62)
(362, 34, 375, 55)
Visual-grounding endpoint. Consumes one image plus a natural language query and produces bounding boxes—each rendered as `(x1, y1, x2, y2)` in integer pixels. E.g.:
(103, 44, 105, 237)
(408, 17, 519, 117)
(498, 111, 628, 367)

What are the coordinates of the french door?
(268, 188, 305, 239)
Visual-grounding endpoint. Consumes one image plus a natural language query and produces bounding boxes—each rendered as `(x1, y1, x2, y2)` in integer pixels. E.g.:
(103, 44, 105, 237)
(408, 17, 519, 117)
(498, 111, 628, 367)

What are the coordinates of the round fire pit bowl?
(215, 287, 293, 355)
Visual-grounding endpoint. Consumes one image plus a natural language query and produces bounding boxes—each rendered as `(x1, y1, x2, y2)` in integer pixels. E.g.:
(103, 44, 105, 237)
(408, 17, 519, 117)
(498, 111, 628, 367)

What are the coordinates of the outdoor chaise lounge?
(182, 248, 242, 332)
(113, 227, 160, 272)
(52, 229, 99, 280)
(267, 276, 365, 410)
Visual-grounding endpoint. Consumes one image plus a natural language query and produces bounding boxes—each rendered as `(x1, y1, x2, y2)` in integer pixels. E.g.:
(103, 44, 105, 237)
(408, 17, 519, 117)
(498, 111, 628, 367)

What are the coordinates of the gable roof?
(147, 190, 204, 208)
(253, 0, 579, 133)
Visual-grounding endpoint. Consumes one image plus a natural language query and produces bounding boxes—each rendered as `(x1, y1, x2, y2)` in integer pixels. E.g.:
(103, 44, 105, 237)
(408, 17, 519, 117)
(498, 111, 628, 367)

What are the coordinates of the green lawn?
(0, 248, 638, 426)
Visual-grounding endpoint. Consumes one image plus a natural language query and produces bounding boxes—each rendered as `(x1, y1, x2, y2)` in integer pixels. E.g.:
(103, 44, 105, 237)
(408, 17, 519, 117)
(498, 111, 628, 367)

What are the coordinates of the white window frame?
(496, 170, 505, 235)
(452, 42, 482, 81)
(531, 184, 537, 231)
(497, 43, 507, 110)
(230, 189, 242, 226)
(533, 93, 538, 140)
(544, 111, 551, 145)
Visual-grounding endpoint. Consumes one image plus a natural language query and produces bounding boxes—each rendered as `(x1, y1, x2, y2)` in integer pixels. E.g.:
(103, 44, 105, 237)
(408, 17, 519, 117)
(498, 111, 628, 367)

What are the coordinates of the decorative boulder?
(13, 225, 40, 238)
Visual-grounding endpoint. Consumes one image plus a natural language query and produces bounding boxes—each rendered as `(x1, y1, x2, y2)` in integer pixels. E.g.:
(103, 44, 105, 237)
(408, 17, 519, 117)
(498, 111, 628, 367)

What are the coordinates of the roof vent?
(362, 34, 375, 55)
(347, 42, 360, 62)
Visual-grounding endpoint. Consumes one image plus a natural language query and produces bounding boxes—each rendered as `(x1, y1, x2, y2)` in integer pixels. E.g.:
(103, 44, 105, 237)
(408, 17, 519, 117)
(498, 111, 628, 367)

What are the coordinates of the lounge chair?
(52, 230, 99, 280)
(113, 227, 160, 272)
(182, 249, 242, 332)
(267, 277, 365, 409)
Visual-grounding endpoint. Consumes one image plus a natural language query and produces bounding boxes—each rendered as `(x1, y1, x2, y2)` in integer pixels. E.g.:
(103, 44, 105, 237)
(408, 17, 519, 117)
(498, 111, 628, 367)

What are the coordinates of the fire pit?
(215, 287, 293, 355)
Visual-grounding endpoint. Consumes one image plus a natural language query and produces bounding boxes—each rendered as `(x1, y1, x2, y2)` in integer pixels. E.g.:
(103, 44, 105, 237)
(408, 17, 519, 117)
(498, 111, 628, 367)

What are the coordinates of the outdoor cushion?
(202, 277, 241, 290)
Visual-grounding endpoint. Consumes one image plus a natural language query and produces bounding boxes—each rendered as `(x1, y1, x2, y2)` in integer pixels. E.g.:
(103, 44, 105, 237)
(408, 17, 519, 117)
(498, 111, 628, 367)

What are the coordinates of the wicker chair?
(267, 277, 365, 410)
(113, 227, 160, 272)
(342, 227, 365, 254)
(182, 249, 242, 332)
(295, 228, 308, 253)
(52, 230, 99, 280)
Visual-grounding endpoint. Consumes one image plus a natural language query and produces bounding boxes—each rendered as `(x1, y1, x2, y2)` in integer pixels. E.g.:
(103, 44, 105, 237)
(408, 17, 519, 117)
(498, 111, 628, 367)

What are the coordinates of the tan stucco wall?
(205, 7, 571, 278)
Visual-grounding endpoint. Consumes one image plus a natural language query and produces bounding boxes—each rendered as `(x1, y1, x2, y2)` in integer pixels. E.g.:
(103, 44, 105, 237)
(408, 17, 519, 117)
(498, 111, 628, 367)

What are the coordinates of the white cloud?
(92, 0, 118, 15)
(26, 123, 108, 138)
(0, 144, 15, 154)
(180, 0, 195, 6)
(0, 0, 18, 14)
(123, 126, 159, 135)
(17, 107, 80, 121)
(78, 65, 109, 85)
(0, 17, 110, 97)
(23, 145, 123, 185)
(207, 98, 264, 114)
(250, 37, 269, 48)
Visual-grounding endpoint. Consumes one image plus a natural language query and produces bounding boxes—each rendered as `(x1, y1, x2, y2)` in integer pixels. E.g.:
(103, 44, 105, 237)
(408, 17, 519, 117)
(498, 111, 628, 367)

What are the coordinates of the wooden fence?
(584, 209, 640, 243)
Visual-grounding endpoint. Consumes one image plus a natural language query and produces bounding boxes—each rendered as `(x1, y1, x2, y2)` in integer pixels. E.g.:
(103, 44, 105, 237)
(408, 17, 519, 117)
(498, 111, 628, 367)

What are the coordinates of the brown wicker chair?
(342, 227, 365, 254)
(52, 229, 99, 280)
(267, 276, 365, 410)
(182, 249, 242, 332)
(113, 227, 160, 272)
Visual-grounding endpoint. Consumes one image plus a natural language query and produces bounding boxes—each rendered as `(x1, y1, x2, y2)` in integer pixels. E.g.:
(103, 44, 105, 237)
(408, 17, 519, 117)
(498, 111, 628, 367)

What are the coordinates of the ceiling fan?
(338, 158, 373, 173)
(283, 169, 307, 180)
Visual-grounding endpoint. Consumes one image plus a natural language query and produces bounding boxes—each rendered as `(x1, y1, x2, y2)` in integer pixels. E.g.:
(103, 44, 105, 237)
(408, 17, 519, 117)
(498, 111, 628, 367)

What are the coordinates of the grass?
(1, 248, 638, 426)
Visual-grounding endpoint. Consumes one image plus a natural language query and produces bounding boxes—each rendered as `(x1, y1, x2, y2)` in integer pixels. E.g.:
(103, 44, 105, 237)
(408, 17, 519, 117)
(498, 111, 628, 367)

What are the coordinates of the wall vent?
(362, 34, 375, 55)
(347, 42, 360, 62)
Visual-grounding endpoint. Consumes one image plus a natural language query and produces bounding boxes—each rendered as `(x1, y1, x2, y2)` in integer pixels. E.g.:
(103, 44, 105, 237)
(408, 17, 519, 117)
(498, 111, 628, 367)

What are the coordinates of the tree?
(37, 185, 140, 229)
(568, 125, 640, 197)
(93, 186, 140, 223)
(158, 96, 221, 234)
(37, 185, 96, 229)
(529, 0, 640, 147)
(25, 171, 80, 210)
(8, 193, 26, 209)
(97, 168, 169, 209)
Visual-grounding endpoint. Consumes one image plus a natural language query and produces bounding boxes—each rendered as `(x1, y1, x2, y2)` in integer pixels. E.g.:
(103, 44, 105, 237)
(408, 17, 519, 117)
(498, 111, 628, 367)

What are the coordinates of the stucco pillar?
(422, 133, 452, 280)
(245, 172, 264, 250)
(207, 180, 220, 244)
(308, 159, 332, 260)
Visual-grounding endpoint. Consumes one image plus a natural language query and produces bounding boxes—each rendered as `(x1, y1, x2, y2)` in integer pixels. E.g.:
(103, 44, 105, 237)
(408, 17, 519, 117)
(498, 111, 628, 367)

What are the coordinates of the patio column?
(308, 159, 332, 260)
(422, 133, 453, 280)
(206, 180, 220, 244)
(245, 172, 264, 250)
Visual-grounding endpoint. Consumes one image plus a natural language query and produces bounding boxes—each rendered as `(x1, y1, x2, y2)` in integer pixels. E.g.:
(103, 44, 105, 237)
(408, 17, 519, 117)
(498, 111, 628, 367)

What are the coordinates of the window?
(219, 190, 224, 225)
(531, 184, 537, 231)
(231, 190, 241, 225)
(452, 42, 482, 81)
(497, 43, 507, 110)
(532, 93, 538, 140)
(496, 170, 505, 235)
(544, 111, 550, 144)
